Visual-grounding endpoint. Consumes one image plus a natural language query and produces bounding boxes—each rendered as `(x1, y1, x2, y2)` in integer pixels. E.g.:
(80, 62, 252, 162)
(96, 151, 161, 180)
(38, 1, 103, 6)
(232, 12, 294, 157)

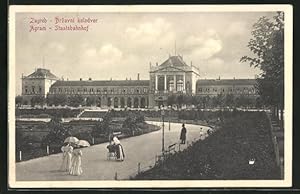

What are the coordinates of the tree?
(15, 96, 23, 107)
(224, 94, 235, 108)
(240, 12, 284, 126)
(30, 96, 45, 107)
(167, 94, 176, 106)
(86, 96, 97, 106)
(176, 95, 184, 108)
(42, 117, 72, 149)
(68, 94, 84, 107)
(92, 112, 112, 138)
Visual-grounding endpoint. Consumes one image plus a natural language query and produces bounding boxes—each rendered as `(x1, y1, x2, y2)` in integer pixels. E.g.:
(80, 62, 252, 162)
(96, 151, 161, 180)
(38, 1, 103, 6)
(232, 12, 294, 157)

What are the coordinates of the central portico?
(148, 55, 200, 107)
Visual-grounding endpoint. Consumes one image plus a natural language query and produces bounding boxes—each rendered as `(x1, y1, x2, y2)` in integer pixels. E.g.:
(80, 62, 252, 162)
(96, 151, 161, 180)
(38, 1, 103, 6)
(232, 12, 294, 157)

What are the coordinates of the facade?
(49, 79, 149, 108)
(21, 55, 258, 108)
(149, 55, 200, 107)
(21, 68, 59, 104)
(196, 79, 258, 97)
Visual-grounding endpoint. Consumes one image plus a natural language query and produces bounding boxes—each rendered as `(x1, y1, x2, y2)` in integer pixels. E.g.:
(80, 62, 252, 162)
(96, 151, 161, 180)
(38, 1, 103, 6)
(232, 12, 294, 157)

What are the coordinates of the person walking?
(180, 123, 187, 144)
(60, 143, 73, 172)
(112, 136, 125, 161)
(69, 145, 83, 176)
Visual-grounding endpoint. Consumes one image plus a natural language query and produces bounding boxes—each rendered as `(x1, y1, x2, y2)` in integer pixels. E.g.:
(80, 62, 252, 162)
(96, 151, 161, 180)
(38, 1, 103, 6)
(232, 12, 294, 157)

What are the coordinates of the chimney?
(218, 76, 220, 80)
(191, 61, 192, 66)
(234, 77, 235, 80)
(126, 77, 128, 80)
(149, 62, 152, 67)
(156, 62, 158, 66)
(137, 73, 140, 80)
(80, 78, 82, 81)
(110, 78, 112, 81)
(130, 77, 131, 80)
(88, 77, 92, 81)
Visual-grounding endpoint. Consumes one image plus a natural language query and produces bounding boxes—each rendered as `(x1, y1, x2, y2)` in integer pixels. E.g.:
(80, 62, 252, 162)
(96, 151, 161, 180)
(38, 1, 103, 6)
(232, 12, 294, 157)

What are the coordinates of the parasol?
(64, 136, 79, 144)
(77, 140, 90, 147)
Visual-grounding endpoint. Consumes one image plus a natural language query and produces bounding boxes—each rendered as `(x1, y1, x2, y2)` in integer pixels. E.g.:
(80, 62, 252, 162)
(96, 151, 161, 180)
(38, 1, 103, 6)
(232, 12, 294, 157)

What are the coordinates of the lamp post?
(161, 109, 165, 153)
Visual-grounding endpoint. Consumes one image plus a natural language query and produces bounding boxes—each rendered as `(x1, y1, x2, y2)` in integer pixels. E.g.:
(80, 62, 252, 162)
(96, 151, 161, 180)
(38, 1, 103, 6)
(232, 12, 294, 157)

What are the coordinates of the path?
(16, 122, 210, 181)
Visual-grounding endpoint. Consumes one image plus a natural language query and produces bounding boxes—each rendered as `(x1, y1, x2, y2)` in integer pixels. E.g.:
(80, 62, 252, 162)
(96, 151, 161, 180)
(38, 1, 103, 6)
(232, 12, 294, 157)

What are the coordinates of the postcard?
(8, 5, 293, 188)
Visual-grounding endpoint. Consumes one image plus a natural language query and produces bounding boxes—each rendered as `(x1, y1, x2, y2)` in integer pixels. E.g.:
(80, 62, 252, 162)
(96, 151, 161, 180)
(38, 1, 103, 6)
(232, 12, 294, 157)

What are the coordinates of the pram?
(106, 144, 117, 160)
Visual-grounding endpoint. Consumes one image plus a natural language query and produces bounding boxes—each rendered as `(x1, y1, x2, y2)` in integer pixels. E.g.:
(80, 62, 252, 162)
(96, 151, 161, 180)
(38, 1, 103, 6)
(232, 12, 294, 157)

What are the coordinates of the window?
(131, 88, 134, 94)
(32, 86, 35, 93)
(39, 87, 42, 93)
(84, 88, 87, 92)
(97, 88, 101, 93)
(123, 89, 127, 94)
(136, 89, 140, 93)
(58, 88, 62, 93)
(25, 89, 28, 94)
(65, 88, 68, 93)
(103, 88, 107, 94)
(143, 87, 147, 93)
(90, 88, 94, 92)
(199, 88, 202, 92)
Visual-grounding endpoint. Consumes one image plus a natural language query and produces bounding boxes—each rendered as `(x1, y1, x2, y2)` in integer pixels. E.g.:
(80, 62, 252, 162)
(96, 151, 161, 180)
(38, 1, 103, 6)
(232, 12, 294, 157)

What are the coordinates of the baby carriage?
(106, 144, 117, 160)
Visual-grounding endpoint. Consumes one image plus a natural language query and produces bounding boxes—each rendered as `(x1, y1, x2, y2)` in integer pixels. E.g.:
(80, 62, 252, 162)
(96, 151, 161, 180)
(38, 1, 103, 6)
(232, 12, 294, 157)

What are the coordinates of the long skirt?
(60, 153, 72, 172)
(69, 155, 83, 176)
(115, 144, 125, 161)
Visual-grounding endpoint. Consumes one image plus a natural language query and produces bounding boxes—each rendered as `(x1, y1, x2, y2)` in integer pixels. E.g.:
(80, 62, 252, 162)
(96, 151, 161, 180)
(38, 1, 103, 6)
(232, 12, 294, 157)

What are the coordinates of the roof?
(26, 68, 58, 80)
(196, 79, 257, 86)
(160, 55, 189, 67)
(51, 80, 150, 87)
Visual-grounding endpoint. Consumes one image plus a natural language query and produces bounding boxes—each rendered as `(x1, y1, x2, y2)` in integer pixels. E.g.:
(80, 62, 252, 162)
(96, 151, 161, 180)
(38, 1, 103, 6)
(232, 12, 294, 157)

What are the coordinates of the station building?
(21, 55, 258, 108)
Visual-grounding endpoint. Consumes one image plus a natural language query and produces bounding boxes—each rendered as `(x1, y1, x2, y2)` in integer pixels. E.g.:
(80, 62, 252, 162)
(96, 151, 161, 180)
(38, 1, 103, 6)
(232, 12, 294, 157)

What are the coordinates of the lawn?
(134, 111, 281, 180)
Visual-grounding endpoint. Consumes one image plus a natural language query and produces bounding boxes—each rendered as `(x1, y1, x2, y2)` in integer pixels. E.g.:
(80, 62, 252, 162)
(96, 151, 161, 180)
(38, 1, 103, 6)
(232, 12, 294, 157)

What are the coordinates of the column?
(164, 75, 167, 92)
(183, 74, 186, 93)
(173, 75, 177, 92)
(155, 75, 158, 91)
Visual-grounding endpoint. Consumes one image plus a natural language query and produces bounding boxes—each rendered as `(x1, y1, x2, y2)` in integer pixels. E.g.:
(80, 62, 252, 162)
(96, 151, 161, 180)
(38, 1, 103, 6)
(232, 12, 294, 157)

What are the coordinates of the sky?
(14, 11, 276, 95)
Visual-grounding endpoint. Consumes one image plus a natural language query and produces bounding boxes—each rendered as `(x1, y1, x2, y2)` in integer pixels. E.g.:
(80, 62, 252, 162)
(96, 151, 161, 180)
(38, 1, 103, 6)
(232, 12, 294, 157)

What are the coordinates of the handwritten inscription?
(28, 16, 99, 32)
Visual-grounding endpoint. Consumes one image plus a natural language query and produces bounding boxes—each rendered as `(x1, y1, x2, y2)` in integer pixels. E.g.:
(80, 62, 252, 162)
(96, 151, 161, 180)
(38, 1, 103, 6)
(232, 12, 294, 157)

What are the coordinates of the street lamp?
(161, 108, 165, 153)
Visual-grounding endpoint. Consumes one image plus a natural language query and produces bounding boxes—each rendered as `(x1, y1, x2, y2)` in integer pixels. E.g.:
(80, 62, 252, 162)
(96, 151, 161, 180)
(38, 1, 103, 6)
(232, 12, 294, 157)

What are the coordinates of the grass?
(134, 112, 281, 180)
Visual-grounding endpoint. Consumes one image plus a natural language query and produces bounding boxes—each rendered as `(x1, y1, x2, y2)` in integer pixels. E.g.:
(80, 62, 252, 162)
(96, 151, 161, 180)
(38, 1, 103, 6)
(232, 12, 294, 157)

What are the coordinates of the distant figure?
(69, 146, 83, 176)
(180, 123, 187, 144)
(60, 143, 73, 172)
(113, 136, 125, 161)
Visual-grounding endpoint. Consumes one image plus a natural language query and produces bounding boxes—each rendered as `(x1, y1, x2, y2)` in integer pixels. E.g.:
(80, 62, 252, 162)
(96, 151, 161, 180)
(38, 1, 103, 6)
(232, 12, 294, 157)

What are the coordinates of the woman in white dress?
(60, 143, 73, 172)
(69, 146, 83, 176)
(113, 136, 125, 161)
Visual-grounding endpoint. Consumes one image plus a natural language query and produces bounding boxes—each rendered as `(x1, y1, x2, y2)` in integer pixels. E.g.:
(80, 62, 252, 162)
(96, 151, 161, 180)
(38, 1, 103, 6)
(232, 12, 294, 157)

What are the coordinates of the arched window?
(177, 80, 184, 91)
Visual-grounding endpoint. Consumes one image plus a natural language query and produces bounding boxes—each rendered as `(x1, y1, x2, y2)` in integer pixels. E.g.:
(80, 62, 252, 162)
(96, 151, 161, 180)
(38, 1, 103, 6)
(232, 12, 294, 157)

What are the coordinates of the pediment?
(154, 66, 185, 73)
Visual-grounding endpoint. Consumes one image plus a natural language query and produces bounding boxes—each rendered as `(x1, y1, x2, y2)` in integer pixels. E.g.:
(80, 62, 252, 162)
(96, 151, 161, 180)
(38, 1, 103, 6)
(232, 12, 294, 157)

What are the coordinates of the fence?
(266, 112, 284, 179)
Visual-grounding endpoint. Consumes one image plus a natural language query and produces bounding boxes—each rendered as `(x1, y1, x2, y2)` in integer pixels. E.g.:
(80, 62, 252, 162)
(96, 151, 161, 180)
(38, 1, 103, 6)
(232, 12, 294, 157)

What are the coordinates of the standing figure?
(112, 136, 125, 161)
(69, 146, 83, 176)
(60, 143, 73, 172)
(180, 123, 187, 144)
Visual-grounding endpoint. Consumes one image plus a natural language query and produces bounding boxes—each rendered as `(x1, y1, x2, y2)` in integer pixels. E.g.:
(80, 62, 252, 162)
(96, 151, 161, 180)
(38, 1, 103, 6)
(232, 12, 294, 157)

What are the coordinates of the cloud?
(80, 44, 123, 68)
(45, 42, 66, 53)
(184, 29, 222, 60)
(224, 21, 248, 37)
(125, 18, 175, 47)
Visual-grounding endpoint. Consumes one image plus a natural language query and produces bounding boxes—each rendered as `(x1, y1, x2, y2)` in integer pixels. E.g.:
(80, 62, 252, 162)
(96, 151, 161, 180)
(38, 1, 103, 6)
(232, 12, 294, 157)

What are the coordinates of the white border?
(8, 4, 293, 188)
